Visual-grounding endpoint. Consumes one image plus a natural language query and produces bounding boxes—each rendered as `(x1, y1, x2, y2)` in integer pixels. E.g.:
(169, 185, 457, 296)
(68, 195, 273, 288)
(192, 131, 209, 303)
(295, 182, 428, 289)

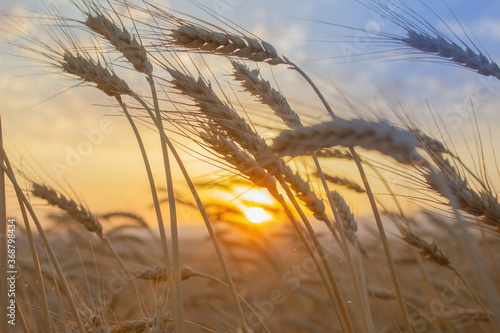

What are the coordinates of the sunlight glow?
(245, 206, 273, 224)
(239, 188, 275, 205)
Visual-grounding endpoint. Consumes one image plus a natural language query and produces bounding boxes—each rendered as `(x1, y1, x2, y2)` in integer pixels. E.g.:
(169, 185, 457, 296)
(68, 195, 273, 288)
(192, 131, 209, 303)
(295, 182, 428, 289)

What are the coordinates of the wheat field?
(1, 0, 500, 332)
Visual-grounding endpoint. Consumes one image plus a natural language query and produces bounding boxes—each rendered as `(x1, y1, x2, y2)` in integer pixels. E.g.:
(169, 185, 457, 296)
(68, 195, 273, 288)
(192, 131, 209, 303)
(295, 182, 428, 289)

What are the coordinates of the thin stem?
(2, 145, 53, 332)
(0, 116, 7, 333)
(314, 155, 374, 333)
(164, 136, 250, 333)
(351, 148, 413, 332)
(270, 187, 346, 330)
(118, 102, 171, 249)
(118, 100, 172, 312)
(0, 158, 86, 333)
(145, 73, 185, 333)
(431, 167, 500, 330)
(285, 58, 412, 332)
(277, 175, 354, 333)
(193, 272, 270, 333)
(449, 266, 492, 324)
(129, 92, 250, 332)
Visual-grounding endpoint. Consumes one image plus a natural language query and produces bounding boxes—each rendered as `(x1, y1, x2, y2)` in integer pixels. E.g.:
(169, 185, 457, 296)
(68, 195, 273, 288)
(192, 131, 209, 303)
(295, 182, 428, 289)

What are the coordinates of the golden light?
(245, 206, 273, 224)
(239, 188, 275, 205)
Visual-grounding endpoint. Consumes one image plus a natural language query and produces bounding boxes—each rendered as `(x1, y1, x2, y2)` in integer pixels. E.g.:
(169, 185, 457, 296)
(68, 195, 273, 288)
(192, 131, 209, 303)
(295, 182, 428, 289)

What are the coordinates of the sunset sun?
(245, 206, 273, 224)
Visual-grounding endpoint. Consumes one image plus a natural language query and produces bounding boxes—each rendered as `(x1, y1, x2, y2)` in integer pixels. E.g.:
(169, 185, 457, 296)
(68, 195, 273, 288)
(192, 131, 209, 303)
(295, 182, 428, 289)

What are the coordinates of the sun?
(245, 206, 273, 224)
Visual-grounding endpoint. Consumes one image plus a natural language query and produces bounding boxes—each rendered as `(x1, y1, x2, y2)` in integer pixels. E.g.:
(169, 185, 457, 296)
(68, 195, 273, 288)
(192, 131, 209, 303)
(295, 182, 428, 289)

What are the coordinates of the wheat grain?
(273, 118, 424, 165)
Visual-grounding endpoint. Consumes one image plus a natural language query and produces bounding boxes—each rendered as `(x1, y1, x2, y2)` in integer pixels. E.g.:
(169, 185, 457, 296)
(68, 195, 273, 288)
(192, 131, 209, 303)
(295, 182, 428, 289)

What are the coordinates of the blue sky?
(1, 0, 500, 221)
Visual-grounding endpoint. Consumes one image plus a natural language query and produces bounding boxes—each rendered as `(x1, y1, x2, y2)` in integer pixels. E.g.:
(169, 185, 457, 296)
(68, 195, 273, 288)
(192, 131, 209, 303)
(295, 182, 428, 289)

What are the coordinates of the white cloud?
(438, 17, 500, 42)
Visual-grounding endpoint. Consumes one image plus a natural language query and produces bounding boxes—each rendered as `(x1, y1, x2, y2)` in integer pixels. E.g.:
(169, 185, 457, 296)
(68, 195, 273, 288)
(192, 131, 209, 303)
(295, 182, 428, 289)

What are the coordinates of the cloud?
(438, 17, 500, 43)
(472, 18, 500, 42)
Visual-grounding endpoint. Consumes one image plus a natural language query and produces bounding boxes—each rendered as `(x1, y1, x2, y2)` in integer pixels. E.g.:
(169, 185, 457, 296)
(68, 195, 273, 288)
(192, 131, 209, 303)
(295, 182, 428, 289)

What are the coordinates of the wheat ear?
(273, 118, 424, 165)
(402, 30, 500, 80)
(32, 183, 104, 238)
(282, 56, 414, 332)
(231, 61, 301, 129)
(168, 69, 329, 223)
(359, 1, 500, 80)
(164, 19, 283, 64)
(321, 173, 365, 193)
(82, 10, 186, 326)
(84, 13, 153, 75)
(426, 155, 500, 231)
(199, 118, 350, 326)
(229, 62, 371, 319)
(388, 212, 494, 322)
(200, 126, 277, 191)
(31, 182, 147, 314)
(61, 52, 131, 98)
(444, 309, 491, 324)
(172, 71, 353, 331)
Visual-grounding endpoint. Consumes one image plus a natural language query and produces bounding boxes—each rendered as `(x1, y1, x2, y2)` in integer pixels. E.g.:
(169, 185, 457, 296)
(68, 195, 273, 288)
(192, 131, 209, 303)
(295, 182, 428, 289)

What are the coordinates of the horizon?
(1, 0, 500, 226)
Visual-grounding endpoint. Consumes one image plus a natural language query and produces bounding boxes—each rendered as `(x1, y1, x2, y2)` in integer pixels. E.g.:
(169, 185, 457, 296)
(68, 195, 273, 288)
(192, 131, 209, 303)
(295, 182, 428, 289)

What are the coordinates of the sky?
(1, 0, 500, 225)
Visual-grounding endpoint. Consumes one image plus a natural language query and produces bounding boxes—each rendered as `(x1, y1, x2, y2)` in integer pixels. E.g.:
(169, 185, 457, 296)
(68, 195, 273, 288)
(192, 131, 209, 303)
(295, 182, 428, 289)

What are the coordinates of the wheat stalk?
(79, 10, 187, 328)
(0, 162, 86, 332)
